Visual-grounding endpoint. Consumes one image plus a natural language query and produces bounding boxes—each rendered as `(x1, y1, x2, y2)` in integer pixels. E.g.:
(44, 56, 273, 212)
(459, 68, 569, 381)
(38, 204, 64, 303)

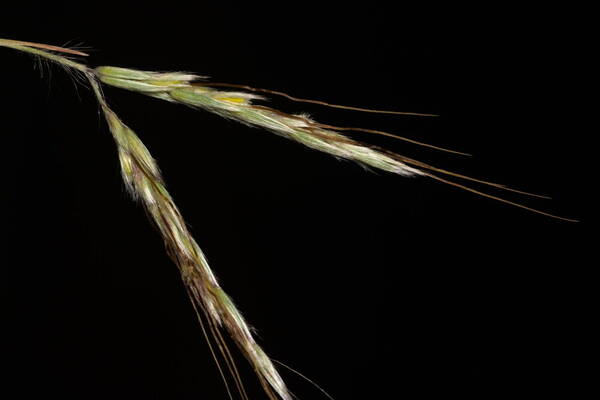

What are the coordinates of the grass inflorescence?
(0, 38, 578, 400)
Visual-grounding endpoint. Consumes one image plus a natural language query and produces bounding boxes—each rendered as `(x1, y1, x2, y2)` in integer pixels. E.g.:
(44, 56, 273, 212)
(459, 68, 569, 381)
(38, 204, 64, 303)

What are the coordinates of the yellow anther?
(216, 97, 246, 104)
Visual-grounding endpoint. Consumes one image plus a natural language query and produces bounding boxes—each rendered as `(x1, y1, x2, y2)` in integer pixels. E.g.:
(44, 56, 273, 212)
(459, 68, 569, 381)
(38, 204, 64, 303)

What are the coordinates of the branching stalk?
(1, 38, 578, 400)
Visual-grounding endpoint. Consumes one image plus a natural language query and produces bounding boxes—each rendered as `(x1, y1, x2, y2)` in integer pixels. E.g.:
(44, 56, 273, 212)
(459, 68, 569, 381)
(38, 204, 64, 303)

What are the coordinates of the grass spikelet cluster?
(0, 38, 578, 400)
(95, 66, 425, 177)
(90, 78, 291, 399)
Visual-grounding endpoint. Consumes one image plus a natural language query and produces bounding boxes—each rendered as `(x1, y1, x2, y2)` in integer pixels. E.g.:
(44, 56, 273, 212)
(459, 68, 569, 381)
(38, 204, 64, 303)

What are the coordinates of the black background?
(1, 2, 590, 399)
